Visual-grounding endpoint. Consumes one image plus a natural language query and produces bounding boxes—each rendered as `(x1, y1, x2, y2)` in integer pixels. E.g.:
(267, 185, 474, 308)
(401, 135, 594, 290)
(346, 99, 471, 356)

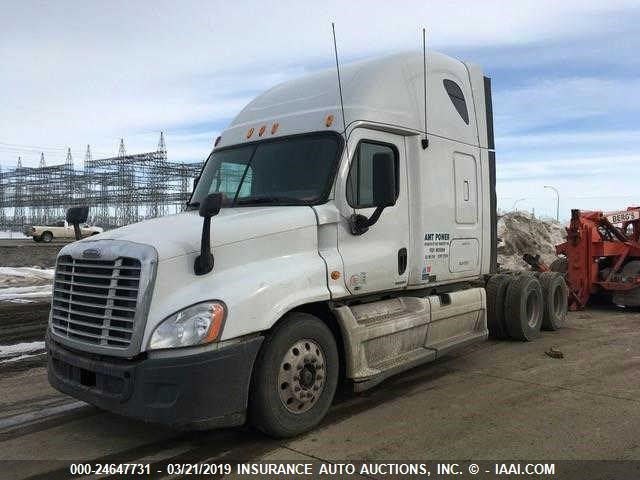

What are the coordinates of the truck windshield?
(189, 133, 342, 208)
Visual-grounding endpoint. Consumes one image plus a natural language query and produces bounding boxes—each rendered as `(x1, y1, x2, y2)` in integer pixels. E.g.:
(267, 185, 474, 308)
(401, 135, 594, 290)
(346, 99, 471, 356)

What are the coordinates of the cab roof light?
(271, 122, 279, 135)
(246, 127, 254, 139)
(258, 125, 266, 137)
(325, 114, 334, 127)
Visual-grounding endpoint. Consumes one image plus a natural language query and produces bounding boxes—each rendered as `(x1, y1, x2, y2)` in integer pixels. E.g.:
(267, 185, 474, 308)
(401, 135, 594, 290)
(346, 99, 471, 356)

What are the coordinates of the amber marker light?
(258, 125, 266, 136)
(330, 270, 341, 280)
(325, 114, 334, 127)
(205, 303, 226, 343)
(246, 127, 254, 139)
(271, 122, 279, 134)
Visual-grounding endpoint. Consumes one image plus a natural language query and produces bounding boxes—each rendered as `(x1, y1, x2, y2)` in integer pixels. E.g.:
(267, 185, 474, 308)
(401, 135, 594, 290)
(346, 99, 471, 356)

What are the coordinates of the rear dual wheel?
(538, 272, 568, 330)
(488, 272, 567, 341)
(505, 274, 544, 341)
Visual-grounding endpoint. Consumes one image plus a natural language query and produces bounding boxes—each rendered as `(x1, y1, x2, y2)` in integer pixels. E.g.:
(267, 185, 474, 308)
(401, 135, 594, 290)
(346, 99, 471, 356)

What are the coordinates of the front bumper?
(47, 334, 263, 430)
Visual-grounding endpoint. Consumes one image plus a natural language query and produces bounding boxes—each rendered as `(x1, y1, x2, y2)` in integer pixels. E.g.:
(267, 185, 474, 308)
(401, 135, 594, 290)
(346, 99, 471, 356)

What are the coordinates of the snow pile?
(497, 212, 566, 271)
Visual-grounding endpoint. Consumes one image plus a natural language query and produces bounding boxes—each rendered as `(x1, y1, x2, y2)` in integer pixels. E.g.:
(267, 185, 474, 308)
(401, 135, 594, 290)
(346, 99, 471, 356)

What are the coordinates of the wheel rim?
(526, 290, 540, 328)
(278, 339, 325, 414)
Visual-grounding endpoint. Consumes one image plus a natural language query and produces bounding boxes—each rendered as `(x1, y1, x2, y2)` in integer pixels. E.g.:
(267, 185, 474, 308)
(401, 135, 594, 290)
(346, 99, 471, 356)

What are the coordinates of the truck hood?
(85, 206, 318, 260)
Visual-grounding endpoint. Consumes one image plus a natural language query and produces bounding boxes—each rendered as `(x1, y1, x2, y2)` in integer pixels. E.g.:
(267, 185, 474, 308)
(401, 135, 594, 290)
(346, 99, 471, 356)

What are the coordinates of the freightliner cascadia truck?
(46, 51, 568, 438)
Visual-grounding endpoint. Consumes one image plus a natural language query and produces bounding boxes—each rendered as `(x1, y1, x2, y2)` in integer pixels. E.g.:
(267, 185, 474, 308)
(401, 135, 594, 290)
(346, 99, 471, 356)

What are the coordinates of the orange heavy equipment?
(550, 207, 640, 310)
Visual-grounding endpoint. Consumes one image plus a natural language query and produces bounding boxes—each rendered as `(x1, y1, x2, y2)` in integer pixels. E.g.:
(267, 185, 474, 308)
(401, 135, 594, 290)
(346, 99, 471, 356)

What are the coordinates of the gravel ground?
(0, 305, 640, 480)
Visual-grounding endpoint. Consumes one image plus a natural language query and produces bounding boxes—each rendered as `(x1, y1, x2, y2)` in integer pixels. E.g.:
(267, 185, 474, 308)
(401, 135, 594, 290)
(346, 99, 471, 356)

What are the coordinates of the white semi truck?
(46, 51, 568, 438)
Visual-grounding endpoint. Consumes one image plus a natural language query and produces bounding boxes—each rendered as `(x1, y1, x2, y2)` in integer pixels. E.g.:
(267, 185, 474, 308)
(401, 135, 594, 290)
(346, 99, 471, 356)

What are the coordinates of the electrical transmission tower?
(118, 139, 126, 157)
(0, 133, 204, 231)
(14, 157, 25, 227)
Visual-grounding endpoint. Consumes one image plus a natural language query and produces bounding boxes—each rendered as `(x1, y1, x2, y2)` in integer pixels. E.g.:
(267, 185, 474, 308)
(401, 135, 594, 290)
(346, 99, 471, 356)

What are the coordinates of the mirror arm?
(72, 223, 81, 241)
(349, 206, 386, 236)
(194, 216, 214, 275)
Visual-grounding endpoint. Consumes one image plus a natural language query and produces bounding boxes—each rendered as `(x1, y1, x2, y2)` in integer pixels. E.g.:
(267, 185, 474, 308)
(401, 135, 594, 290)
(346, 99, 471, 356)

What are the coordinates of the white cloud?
(2, 0, 638, 167)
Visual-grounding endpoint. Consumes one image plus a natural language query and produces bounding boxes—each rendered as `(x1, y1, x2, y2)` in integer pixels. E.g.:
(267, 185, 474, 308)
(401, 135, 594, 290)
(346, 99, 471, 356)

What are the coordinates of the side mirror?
(349, 153, 396, 235)
(66, 206, 89, 240)
(199, 192, 223, 218)
(194, 193, 223, 275)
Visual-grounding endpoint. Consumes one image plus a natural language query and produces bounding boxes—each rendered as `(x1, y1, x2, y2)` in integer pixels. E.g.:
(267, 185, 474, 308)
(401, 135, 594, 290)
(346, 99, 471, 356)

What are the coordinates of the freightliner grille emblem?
(82, 248, 102, 259)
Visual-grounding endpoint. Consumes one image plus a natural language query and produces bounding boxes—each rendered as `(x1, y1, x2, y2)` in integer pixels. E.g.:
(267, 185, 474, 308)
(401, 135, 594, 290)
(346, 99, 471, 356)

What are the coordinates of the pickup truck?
(25, 221, 103, 242)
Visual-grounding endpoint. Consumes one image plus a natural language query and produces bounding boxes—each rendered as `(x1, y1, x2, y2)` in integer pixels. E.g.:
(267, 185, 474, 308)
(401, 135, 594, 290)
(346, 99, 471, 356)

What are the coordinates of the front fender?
(142, 226, 329, 349)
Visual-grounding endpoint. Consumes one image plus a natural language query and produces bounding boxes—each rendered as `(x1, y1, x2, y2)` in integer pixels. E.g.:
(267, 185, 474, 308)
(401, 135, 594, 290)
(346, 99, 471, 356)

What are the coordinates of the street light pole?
(544, 185, 560, 221)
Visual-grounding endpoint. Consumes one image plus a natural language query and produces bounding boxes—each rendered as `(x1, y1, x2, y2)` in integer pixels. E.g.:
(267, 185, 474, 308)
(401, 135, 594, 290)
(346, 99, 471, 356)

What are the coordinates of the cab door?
(336, 129, 410, 295)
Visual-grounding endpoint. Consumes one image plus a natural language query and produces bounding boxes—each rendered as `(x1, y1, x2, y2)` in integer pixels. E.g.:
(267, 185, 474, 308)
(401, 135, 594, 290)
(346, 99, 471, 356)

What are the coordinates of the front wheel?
(249, 312, 339, 438)
(41, 232, 53, 243)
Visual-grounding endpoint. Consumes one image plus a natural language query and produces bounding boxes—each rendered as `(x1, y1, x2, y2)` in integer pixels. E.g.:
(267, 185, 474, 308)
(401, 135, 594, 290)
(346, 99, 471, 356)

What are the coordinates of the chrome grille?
(51, 255, 142, 349)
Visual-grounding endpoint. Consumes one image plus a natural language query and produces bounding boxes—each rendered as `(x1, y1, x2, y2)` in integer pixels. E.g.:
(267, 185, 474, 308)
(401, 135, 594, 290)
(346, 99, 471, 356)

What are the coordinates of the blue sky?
(1, 0, 638, 220)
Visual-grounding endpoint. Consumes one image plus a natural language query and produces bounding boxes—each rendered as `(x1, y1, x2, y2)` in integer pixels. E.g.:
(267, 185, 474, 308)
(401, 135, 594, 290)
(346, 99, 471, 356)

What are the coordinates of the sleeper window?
(346, 141, 399, 209)
(443, 79, 469, 124)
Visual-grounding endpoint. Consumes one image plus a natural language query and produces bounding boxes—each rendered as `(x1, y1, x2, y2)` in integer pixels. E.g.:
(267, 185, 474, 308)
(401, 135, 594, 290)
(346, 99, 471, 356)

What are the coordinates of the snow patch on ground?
(0, 352, 47, 364)
(497, 212, 566, 271)
(0, 266, 55, 296)
(0, 341, 46, 358)
(0, 267, 54, 282)
(0, 285, 53, 301)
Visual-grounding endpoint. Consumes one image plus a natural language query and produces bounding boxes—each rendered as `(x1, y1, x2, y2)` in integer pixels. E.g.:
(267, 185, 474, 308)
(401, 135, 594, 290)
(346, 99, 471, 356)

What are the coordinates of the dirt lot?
(1, 305, 640, 479)
(0, 239, 67, 268)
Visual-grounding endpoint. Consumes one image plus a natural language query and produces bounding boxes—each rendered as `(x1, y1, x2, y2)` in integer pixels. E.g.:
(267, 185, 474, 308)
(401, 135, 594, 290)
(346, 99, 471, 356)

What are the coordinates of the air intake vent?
(51, 255, 142, 348)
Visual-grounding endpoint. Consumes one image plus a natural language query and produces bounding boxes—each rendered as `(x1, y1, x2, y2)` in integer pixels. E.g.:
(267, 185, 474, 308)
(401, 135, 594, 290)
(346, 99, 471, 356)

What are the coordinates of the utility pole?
(544, 185, 560, 221)
(512, 198, 525, 211)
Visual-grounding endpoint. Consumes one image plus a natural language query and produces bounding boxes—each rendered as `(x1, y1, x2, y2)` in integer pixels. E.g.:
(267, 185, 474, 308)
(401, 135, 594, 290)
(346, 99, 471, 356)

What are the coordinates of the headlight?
(148, 301, 226, 350)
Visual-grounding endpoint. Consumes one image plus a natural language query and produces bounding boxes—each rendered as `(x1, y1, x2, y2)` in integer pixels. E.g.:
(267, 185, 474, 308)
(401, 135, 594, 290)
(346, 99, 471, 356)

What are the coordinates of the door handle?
(398, 248, 407, 275)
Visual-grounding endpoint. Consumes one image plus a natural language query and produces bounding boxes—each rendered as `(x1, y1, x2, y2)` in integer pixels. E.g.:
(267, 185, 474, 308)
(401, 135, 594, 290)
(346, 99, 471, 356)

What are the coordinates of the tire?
(505, 274, 543, 341)
(538, 272, 568, 330)
(486, 274, 511, 339)
(41, 231, 53, 243)
(249, 312, 339, 438)
(550, 257, 568, 274)
(33, 236, 42, 243)
(612, 261, 640, 307)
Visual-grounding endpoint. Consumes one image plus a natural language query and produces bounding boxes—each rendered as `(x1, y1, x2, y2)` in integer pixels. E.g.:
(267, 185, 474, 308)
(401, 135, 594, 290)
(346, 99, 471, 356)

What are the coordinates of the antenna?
(331, 23, 348, 142)
(421, 28, 429, 149)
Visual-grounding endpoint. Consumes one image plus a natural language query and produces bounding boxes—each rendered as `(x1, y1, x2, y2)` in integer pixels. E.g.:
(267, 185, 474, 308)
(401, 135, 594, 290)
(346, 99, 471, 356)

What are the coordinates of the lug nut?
(316, 374, 323, 380)
(294, 375, 299, 381)
(295, 386, 301, 392)
(311, 358, 317, 363)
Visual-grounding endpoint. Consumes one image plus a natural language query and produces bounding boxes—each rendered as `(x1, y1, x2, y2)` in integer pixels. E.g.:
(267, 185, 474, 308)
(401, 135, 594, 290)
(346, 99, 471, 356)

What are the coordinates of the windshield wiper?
(233, 196, 307, 206)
